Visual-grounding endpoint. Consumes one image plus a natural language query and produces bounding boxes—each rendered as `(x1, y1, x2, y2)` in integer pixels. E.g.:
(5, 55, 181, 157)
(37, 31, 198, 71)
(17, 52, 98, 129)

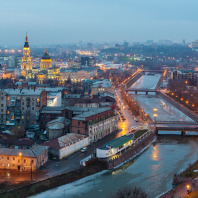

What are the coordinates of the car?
(81, 147, 87, 152)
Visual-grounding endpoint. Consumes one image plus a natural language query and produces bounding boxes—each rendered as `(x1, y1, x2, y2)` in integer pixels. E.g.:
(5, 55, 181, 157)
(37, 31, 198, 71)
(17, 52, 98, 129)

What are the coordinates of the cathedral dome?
(41, 49, 51, 60)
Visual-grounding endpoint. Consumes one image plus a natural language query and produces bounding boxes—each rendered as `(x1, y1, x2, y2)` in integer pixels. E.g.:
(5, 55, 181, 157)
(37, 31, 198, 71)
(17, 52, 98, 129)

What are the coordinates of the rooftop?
(3, 89, 44, 96)
(0, 145, 48, 158)
(72, 107, 111, 121)
(42, 133, 87, 149)
(100, 134, 134, 150)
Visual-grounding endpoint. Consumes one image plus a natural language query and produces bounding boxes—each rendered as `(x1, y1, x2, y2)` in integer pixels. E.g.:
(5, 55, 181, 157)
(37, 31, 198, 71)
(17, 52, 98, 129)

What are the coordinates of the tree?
(110, 186, 148, 198)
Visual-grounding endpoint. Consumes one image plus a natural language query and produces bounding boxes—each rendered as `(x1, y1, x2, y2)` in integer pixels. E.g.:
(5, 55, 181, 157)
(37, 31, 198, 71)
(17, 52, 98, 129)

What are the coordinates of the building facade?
(0, 145, 48, 172)
(0, 89, 47, 129)
(71, 107, 118, 143)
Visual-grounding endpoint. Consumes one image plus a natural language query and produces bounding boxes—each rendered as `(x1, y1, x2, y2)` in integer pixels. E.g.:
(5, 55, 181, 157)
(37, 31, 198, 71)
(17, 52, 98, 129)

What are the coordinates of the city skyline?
(1, 0, 198, 46)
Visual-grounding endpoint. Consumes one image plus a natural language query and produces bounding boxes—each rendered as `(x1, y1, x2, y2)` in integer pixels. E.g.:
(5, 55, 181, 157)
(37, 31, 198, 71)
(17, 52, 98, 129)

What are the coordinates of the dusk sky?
(1, 0, 198, 46)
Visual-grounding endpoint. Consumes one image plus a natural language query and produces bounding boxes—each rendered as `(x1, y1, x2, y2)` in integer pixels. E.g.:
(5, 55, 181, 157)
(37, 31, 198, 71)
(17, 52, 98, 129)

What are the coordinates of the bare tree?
(109, 186, 148, 198)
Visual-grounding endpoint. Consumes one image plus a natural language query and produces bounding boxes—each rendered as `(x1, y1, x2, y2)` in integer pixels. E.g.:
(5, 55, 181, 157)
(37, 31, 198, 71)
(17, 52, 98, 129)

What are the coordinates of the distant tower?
(40, 48, 52, 70)
(21, 33, 32, 78)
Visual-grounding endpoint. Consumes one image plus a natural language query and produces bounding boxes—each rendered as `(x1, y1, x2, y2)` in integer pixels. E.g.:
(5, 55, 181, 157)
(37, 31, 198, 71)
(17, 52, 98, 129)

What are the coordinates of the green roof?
(101, 134, 134, 150)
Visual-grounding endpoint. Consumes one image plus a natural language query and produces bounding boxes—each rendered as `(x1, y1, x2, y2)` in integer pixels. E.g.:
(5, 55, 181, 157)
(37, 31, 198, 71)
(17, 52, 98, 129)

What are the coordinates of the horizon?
(1, 0, 198, 46)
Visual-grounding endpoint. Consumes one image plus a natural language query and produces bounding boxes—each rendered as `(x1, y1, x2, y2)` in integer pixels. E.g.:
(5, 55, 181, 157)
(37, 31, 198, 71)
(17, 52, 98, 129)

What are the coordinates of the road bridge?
(126, 88, 159, 95)
(155, 125, 198, 136)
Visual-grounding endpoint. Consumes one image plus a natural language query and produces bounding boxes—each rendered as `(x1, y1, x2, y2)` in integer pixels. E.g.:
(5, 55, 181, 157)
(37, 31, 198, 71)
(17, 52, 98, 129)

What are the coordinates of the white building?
(42, 133, 89, 159)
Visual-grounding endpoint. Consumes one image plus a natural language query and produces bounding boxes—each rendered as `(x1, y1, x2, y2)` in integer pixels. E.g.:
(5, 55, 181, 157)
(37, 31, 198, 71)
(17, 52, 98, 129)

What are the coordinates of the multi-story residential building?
(91, 79, 113, 97)
(0, 145, 48, 172)
(171, 69, 197, 83)
(71, 107, 118, 143)
(0, 89, 47, 129)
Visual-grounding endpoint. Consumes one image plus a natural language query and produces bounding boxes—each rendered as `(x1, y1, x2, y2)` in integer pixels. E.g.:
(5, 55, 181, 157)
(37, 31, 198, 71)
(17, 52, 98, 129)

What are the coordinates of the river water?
(31, 137, 198, 198)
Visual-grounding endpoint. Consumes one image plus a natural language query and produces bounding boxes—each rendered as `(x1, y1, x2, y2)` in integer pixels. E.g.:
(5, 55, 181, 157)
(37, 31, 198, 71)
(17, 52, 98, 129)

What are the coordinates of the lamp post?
(30, 160, 33, 180)
(186, 184, 191, 194)
(19, 152, 22, 172)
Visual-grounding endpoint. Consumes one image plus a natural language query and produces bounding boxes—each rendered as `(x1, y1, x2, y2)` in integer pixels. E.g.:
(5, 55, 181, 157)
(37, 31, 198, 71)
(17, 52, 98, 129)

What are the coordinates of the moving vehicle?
(81, 147, 87, 152)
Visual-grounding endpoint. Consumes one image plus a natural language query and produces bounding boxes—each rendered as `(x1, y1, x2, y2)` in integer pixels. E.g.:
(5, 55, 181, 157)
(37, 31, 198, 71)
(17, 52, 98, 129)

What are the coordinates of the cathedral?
(20, 34, 61, 84)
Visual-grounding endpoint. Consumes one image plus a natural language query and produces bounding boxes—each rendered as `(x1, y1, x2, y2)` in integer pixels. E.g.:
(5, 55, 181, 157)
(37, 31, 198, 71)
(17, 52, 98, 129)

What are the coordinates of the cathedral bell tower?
(21, 33, 32, 78)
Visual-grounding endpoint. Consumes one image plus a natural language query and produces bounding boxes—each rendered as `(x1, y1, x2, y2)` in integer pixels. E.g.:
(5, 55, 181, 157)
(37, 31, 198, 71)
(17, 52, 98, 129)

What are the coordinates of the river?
(31, 137, 198, 198)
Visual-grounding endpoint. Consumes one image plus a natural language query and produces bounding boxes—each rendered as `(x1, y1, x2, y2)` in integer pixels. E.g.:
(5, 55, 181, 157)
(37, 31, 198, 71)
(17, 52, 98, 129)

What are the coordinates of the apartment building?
(71, 107, 118, 143)
(0, 89, 47, 129)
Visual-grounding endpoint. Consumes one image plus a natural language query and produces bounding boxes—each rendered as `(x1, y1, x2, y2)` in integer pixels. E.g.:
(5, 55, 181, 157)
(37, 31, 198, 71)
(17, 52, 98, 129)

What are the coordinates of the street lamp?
(186, 184, 191, 194)
(19, 152, 22, 172)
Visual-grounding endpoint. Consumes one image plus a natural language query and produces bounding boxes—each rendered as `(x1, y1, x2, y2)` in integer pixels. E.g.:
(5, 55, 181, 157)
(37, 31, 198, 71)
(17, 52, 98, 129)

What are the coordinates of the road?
(114, 88, 143, 135)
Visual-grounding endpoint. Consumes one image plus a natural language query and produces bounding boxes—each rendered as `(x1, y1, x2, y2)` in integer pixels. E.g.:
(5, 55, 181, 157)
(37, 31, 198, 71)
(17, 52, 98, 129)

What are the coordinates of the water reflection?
(151, 145, 159, 161)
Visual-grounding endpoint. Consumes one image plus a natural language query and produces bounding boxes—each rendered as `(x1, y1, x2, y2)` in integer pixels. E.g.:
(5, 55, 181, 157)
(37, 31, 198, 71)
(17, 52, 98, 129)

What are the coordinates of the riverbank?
(0, 160, 107, 198)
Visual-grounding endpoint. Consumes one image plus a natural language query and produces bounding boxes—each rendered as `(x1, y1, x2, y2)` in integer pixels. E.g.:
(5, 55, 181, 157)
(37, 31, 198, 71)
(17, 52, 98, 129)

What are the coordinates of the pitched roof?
(42, 133, 87, 149)
(0, 145, 48, 158)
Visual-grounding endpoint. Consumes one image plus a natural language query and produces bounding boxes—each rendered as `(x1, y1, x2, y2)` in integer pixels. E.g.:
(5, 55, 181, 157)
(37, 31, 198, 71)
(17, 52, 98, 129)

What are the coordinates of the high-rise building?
(81, 56, 89, 66)
(21, 33, 32, 78)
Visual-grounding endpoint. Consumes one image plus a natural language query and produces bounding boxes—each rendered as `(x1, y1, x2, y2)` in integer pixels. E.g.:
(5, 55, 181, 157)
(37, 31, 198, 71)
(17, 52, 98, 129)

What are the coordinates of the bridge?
(126, 88, 159, 95)
(155, 125, 198, 136)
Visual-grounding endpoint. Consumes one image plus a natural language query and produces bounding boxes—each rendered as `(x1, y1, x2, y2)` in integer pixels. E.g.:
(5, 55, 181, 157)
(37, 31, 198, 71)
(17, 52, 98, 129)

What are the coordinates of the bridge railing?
(156, 121, 198, 124)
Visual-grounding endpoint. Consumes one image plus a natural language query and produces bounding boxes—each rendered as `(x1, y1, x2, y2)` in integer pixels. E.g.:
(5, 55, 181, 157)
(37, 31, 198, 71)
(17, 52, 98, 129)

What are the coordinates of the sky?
(0, 0, 198, 46)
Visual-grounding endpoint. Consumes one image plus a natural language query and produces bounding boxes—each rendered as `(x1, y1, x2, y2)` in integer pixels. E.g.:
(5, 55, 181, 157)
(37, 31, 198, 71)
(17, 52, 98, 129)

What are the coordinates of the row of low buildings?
(0, 105, 119, 171)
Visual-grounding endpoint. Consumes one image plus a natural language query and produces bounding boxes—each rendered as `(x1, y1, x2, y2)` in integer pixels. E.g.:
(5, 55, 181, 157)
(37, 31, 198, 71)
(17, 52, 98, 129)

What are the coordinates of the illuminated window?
(11, 116, 14, 119)
(7, 97, 10, 100)
(22, 116, 24, 119)
(7, 111, 10, 114)
(36, 98, 40, 103)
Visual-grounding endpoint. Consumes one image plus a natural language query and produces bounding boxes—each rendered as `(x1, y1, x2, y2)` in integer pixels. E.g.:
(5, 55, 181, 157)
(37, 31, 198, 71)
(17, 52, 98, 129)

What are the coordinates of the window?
(13, 164, 15, 167)
(1, 104, 3, 107)
(36, 98, 40, 102)
(32, 107, 34, 110)
(31, 160, 34, 164)
(7, 97, 10, 100)
(78, 121, 80, 126)
(13, 157, 15, 160)
(7, 157, 9, 160)
(78, 130, 80, 134)
(18, 159, 20, 163)
(24, 159, 26, 163)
